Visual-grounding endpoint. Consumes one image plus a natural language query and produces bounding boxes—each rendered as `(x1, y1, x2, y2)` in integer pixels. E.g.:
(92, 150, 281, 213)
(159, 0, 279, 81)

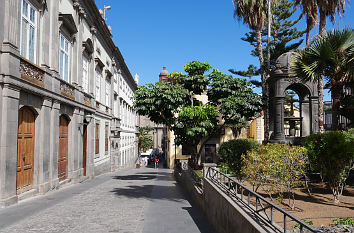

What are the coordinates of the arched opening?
(58, 115, 69, 181)
(284, 89, 301, 137)
(17, 106, 36, 194)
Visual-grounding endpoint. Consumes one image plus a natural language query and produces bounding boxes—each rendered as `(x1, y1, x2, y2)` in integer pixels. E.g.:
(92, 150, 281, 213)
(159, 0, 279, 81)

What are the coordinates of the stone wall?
(175, 168, 276, 233)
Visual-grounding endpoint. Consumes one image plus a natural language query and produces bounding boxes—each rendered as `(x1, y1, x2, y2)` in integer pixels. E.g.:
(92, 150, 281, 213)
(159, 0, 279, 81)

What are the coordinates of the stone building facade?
(0, 0, 138, 207)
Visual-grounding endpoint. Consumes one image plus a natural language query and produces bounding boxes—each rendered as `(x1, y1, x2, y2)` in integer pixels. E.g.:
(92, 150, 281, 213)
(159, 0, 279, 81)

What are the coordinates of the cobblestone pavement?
(0, 165, 214, 233)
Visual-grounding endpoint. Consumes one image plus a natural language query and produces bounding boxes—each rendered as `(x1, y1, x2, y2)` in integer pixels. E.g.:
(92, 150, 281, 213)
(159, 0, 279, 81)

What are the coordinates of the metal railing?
(206, 167, 321, 233)
(186, 165, 203, 190)
(175, 160, 203, 191)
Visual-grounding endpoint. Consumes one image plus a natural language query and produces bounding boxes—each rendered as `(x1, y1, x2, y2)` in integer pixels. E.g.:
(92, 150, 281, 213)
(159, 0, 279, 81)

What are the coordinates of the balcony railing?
(60, 80, 75, 100)
(19, 57, 45, 87)
(83, 93, 92, 107)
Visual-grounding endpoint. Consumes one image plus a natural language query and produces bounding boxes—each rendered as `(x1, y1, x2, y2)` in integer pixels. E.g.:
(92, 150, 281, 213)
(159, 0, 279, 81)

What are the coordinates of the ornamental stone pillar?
(273, 97, 285, 141)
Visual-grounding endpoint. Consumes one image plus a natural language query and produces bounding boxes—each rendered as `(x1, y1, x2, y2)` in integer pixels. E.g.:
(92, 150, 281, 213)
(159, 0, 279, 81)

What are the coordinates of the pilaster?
(0, 84, 20, 207)
(86, 118, 95, 178)
(38, 97, 52, 194)
(49, 0, 59, 72)
(49, 100, 60, 189)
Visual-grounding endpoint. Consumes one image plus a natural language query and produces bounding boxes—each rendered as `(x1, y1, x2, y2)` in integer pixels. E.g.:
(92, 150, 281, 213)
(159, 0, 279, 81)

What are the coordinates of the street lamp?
(103, 5, 111, 21)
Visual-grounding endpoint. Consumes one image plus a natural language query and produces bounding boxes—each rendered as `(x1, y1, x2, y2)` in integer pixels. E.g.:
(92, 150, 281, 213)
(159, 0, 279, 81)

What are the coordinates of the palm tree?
(232, 0, 269, 138)
(316, 0, 349, 132)
(292, 28, 354, 130)
(298, 0, 318, 47)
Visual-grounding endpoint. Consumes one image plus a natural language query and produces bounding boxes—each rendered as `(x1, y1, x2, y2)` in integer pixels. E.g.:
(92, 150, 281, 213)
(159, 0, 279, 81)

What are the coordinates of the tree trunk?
(331, 85, 341, 131)
(306, 25, 310, 47)
(267, 0, 271, 72)
(256, 29, 268, 141)
(318, 10, 326, 132)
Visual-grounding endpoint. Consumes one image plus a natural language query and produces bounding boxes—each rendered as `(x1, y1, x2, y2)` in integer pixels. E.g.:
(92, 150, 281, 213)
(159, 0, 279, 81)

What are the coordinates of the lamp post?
(103, 5, 111, 21)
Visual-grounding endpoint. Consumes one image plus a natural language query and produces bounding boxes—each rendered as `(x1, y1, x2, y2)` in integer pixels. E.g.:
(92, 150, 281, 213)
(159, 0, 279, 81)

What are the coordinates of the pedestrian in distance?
(154, 156, 159, 169)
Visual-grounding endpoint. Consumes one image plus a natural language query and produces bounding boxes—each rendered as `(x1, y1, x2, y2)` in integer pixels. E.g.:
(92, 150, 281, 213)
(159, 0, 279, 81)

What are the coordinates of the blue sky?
(95, 0, 353, 100)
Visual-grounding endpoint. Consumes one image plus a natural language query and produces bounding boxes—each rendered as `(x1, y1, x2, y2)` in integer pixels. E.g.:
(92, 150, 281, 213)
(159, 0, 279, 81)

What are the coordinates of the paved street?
(0, 165, 214, 233)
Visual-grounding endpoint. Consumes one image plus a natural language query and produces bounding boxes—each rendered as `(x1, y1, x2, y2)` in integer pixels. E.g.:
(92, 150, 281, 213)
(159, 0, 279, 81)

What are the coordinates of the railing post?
(203, 163, 217, 179)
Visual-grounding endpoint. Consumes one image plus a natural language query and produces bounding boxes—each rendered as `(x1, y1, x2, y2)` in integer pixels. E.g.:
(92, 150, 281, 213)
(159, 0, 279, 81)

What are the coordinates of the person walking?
(154, 156, 159, 169)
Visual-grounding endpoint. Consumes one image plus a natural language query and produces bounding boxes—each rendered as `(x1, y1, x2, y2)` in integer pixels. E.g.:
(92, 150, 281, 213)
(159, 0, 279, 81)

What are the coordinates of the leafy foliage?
(333, 217, 354, 225)
(167, 71, 185, 84)
(133, 82, 190, 126)
(295, 220, 313, 229)
(134, 61, 262, 166)
(303, 129, 354, 203)
(183, 61, 212, 76)
(172, 105, 219, 163)
(230, 0, 305, 81)
(208, 74, 263, 136)
(292, 28, 354, 130)
(242, 143, 308, 209)
(138, 126, 154, 154)
(218, 139, 260, 181)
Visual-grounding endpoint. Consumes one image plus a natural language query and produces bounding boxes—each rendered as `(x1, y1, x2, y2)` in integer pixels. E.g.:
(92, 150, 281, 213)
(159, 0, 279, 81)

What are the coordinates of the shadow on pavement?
(112, 174, 156, 181)
(182, 207, 215, 233)
(110, 184, 184, 203)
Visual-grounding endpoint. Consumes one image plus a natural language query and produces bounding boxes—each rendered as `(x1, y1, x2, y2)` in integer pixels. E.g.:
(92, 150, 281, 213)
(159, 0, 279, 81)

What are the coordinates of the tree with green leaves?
(138, 126, 154, 154)
(231, 0, 305, 141)
(134, 61, 263, 166)
(230, 0, 305, 79)
(173, 105, 219, 165)
(292, 28, 354, 130)
(133, 82, 191, 126)
(208, 71, 263, 137)
(297, 0, 350, 133)
(232, 0, 267, 89)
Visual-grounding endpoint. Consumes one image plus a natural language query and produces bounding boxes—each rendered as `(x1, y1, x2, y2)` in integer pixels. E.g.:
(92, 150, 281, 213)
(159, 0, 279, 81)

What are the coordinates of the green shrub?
(303, 130, 354, 203)
(218, 139, 260, 180)
(242, 143, 308, 209)
(295, 220, 313, 229)
(333, 217, 354, 225)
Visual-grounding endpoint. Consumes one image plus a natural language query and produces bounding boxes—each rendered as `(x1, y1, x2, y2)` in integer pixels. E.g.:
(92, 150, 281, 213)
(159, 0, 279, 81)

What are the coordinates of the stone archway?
(267, 52, 319, 144)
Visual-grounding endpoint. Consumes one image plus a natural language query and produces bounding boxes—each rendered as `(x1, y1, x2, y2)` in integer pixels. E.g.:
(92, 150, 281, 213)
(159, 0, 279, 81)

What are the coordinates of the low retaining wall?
(175, 168, 275, 233)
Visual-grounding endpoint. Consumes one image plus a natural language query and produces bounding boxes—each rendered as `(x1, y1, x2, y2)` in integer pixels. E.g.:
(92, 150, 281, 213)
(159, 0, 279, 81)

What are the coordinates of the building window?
(105, 124, 109, 152)
(105, 78, 110, 107)
(20, 0, 37, 63)
(59, 33, 70, 82)
(95, 123, 100, 155)
(96, 70, 101, 101)
(82, 56, 89, 93)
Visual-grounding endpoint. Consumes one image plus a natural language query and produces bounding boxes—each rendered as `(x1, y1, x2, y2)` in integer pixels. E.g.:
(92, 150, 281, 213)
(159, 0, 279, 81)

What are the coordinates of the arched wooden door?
(17, 107, 35, 194)
(58, 115, 69, 181)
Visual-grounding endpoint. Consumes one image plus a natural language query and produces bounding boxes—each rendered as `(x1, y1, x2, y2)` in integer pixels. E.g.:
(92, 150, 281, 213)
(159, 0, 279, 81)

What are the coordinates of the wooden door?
(83, 125, 87, 176)
(17, 107, 35, 194)
(58, 116, 69, 181)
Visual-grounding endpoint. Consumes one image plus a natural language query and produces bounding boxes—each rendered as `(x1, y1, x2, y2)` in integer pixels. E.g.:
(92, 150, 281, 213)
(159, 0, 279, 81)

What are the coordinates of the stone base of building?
(94, 160, 111, 176)
(0, 195, 18, 208)
(39, 182, 50, 194)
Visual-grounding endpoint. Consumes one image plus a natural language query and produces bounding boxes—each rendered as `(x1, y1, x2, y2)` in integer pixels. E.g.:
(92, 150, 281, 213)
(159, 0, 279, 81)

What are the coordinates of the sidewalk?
(0, 164, 214, 233)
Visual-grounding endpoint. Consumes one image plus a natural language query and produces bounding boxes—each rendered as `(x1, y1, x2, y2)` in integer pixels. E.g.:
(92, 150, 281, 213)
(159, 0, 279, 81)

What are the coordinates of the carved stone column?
(300, 99, 310, 137)
(310, 96, 319, 134)
(273, 97, 285, 141)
